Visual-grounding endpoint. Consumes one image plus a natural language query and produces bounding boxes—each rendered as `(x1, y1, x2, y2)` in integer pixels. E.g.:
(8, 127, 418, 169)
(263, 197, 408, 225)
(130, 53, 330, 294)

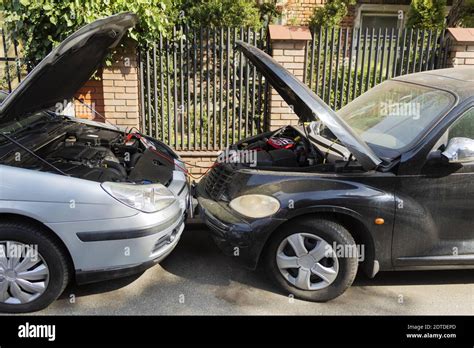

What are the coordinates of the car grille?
(205, 164, 234, 201)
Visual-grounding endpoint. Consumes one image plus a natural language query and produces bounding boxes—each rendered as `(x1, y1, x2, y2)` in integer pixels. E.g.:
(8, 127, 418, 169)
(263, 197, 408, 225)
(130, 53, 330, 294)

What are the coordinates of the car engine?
(236, 126, 320, 168)
(31, 124, 176, 184)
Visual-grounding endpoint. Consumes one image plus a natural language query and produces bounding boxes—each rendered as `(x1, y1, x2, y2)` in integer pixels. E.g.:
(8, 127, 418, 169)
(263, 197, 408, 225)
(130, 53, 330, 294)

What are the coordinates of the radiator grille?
(204, 164, 234, 201)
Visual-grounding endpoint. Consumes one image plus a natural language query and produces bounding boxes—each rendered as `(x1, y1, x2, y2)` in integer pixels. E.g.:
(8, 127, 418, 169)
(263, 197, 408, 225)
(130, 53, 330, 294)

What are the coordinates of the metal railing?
(139, 25, 270, 151)
(0, 28, 24, 92)
(306, 27, 450, 111)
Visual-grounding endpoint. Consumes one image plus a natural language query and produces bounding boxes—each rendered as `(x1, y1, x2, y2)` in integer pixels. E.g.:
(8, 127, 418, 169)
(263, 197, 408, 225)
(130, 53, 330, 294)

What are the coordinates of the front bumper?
(196, 181, 285, 269)
(47, 170, 190, 284)
(75, 217, 185, 284)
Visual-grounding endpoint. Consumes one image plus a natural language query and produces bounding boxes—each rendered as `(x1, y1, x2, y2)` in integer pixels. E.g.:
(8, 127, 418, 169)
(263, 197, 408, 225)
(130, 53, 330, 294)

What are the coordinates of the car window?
(448, 108, 474, 141)
(337, 81, 455, 151)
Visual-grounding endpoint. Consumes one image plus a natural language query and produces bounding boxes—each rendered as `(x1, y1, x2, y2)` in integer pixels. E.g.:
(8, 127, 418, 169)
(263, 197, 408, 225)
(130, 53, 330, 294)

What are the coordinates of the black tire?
(264, 217, 358, 302)
(0, 221, 70, 313)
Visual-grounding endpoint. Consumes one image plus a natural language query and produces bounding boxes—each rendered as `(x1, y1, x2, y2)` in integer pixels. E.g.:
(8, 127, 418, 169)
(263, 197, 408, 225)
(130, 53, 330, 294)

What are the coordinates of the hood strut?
(0, 133, 67, 175)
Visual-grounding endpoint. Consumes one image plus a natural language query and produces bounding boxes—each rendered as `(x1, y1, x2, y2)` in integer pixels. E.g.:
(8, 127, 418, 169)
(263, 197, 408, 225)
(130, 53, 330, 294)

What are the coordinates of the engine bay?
(234, 126, 364, 173)
(5, 122, 176, 184)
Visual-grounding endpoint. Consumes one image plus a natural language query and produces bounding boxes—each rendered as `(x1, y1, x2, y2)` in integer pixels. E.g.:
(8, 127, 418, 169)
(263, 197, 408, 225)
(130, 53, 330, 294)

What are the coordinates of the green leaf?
(1, 0, 266, 68)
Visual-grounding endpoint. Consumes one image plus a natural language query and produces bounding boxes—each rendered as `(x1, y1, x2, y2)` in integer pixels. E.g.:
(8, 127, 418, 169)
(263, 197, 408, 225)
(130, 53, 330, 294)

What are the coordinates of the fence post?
(74, 40, 140, 129)
(446, 28, 474, 67)
(268, 25, 312, 131)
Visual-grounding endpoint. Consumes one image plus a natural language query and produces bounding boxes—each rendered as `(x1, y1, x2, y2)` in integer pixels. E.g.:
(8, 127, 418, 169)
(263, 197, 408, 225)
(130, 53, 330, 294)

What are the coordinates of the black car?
(197, 41, 474, 301)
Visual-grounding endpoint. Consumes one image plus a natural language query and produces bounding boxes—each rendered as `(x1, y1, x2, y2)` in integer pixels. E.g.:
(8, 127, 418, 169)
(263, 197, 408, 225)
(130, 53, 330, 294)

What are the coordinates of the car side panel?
(224, 169, 397, 270)
(393, 168, 474, 267)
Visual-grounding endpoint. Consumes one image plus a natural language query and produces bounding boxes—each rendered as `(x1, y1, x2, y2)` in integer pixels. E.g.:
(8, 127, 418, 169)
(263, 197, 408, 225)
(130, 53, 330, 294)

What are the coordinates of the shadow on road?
(59, 273, 143, 299)
(60, 223, 474, 299)
(159, 223, 278, 293)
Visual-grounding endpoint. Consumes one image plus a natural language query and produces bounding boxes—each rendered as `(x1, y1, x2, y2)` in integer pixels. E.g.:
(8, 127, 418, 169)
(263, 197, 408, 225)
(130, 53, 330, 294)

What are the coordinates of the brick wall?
(177, 152, 219, 179)
(284, 0, 325, 25)
(74, 40, 140, 129)
(282, 0, 355, 26)
(341, 5, 357, 28)
(447, 28, 474, 67)
(282, 0, 410, 27)
(268, 25, 312, 131)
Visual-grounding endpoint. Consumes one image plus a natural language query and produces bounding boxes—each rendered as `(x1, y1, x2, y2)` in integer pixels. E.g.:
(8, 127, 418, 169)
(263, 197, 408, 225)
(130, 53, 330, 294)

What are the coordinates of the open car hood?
(235, 41, 382, 171)
(0, 12, 137, 123)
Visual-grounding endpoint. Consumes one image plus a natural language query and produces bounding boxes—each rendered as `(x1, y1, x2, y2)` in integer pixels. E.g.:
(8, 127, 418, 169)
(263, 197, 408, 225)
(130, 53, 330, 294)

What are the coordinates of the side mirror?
(442, 137, 474, 163)
(426, 150, 448, 164)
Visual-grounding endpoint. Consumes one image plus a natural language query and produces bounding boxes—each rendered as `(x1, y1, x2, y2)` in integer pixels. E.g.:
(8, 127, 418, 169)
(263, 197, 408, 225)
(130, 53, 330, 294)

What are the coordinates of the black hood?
(0, 12, 137, 123)
(235, 40, 382, 171)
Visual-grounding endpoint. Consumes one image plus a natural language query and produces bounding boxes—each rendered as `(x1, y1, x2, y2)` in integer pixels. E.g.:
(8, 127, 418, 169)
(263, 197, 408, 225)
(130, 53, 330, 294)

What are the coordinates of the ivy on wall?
(406, 0, 447, 29)
(178, 0, 263, 29)
(308, 0, 356, 29)
(0, 0, 178, 68)
(0, 0, 276, 69)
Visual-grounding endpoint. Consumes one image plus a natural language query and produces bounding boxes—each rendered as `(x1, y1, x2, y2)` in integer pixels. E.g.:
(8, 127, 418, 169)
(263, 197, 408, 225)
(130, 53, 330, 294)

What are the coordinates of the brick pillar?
(74, 40, 140, 129)
(446, 28, 474, 67)
(74, 79, 105, 120)
(268, 25, 312, 131)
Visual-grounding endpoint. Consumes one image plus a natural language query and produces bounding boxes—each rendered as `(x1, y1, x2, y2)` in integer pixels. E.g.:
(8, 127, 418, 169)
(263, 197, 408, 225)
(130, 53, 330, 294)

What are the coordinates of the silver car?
(0, 13, 189, 312)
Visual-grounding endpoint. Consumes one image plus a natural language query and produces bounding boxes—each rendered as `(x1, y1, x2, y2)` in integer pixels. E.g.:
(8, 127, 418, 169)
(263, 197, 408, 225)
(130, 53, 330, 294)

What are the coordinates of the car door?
(392, 106, 474, 268)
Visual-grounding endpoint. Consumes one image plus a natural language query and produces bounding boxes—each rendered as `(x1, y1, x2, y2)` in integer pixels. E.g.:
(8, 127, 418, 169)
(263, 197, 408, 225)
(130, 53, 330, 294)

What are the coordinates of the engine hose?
(103, 160, 127, 177)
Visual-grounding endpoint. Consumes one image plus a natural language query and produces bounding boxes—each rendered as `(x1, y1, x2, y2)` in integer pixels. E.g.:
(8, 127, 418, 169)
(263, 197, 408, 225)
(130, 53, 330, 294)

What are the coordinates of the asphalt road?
(36, 223, 474, 315)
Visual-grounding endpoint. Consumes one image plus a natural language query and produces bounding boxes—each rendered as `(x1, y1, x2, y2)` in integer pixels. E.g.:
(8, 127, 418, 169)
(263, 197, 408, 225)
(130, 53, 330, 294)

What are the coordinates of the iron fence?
(306, 27, 450, 111)
(0, 28, 24, 92)
(139, 25, 269, 151)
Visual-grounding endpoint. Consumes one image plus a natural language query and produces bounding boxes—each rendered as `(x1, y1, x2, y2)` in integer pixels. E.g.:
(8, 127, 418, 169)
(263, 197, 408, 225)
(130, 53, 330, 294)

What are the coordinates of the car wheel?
(0, 221, 70, 313)
(264, 217, 358, 302)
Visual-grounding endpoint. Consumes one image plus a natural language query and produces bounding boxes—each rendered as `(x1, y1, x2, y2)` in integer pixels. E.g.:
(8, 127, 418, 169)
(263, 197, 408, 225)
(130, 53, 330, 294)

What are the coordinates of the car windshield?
(336, 80, 455, 152)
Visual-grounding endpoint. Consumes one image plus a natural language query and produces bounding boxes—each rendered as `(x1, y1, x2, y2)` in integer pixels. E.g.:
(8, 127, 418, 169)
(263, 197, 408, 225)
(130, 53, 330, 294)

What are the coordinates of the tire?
(0, 221, 70, 313)
(264, 217, 358, 302)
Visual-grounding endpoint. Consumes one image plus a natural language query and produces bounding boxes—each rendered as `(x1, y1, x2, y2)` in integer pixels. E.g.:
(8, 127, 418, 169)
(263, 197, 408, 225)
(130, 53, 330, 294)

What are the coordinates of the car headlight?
(229, 194, 280, 218)
(101, 182, 176, 213)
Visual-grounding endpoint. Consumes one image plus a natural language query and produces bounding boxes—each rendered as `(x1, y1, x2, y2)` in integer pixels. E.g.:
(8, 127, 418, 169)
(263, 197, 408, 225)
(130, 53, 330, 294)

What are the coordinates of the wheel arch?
(260, 208, 377, 277)
(0, 213, 75, 273)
